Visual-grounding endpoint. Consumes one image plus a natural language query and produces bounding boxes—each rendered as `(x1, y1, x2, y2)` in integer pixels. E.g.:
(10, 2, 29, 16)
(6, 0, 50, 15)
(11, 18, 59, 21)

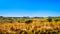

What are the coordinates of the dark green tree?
(47, 17, 52, 22)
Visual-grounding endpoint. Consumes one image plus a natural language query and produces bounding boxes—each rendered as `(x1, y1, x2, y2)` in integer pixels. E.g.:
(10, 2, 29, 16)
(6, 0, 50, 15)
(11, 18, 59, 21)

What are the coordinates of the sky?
(0, 0, 60, 17)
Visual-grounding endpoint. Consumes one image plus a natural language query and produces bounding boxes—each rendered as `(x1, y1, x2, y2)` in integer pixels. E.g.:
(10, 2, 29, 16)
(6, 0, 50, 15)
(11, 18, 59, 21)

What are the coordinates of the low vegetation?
(0, 16, 60, 34)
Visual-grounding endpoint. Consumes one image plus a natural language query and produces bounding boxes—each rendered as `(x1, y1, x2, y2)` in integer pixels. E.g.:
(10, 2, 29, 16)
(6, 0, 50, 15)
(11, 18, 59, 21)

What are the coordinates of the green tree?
(47, 17, 52, 22)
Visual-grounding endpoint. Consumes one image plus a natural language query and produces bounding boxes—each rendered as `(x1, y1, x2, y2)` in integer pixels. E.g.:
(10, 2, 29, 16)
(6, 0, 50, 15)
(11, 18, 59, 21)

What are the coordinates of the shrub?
(25, 20, 32, 24)
(54, 19, 58, 22)
(18, 21, 20, 23)
(54, 18, 60, 22)
(47, 17, 52, 22)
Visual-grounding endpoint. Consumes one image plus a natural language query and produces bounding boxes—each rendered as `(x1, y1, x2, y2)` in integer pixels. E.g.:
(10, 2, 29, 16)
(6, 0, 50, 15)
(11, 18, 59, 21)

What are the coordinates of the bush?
(54, 18, 60, 22)
(54, 19, 58, 22)
(18, 21, 20, 23)
(47, 17, 52, 22)
(25, 20, 32, 24)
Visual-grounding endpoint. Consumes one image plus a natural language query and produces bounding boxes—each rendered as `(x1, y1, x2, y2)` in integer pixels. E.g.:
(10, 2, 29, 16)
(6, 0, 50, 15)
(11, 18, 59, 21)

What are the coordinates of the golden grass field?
(0, 17, 60, 34)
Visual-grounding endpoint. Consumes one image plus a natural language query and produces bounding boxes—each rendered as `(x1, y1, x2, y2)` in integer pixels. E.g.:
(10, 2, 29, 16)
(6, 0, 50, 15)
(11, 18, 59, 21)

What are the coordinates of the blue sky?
(0, 0, 60, 17)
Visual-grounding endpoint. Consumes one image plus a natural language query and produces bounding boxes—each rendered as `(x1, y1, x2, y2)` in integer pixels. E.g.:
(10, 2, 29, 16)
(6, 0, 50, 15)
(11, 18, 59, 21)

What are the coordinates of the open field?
(0, 16, 60, 34)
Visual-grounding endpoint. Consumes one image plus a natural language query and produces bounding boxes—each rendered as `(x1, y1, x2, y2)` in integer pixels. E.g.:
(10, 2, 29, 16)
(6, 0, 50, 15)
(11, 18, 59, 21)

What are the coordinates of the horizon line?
(0, 16, 60, 17)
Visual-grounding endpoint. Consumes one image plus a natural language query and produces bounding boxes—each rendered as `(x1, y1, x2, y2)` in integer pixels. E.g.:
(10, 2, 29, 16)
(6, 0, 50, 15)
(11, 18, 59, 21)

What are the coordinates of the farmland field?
(0, 16, 60, 34)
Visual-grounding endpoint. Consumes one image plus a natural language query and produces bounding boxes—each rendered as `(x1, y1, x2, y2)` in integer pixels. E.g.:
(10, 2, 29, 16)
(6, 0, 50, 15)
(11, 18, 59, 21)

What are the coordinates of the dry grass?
(0, 17, 60, 34)
(0, 22, 60, 34)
